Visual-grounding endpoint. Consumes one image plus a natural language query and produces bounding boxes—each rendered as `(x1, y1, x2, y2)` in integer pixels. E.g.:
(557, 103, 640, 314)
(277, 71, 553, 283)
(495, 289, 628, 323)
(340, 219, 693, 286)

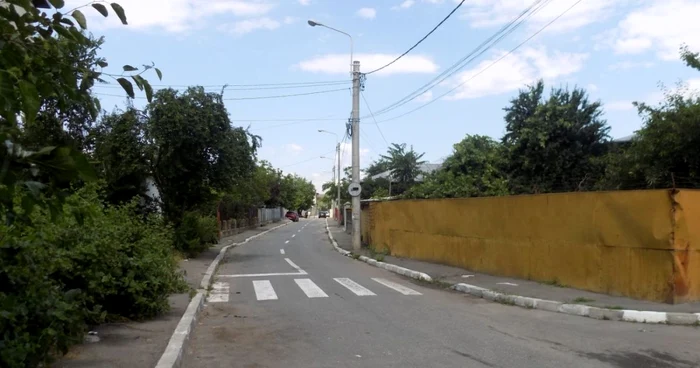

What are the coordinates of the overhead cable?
(365, 0, 550, 118)
(364, 0, 466, 75)
(375, 0, 584, 124)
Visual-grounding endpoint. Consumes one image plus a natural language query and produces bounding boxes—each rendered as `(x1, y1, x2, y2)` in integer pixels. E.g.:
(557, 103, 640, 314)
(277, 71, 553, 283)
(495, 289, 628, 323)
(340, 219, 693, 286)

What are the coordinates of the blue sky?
(75, 0, 700, 192)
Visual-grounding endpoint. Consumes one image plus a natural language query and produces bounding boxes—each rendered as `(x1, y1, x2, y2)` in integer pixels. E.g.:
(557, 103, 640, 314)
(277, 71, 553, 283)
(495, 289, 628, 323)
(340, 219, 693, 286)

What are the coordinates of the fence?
(218, 207, 283, 238)
(362, 189, 700, 304)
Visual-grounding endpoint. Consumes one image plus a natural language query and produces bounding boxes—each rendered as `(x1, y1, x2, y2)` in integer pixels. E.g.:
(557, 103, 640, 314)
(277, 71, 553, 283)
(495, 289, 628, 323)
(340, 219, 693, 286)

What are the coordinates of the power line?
(339, 132, 349, 173)
(98, 79, 350, 88)
(247, 115, 342, 132)
(93, 80, 351, 91)
(224, 87, 349, 101)
(361, 91, 389, 147)
(366, 0, 550, 118)
(376, 0, 583, 124)
(360, 129, 378, 154)
(230, 117, 340, 122)
(93, 87, 350, 101)
(281, 149, 336, 169)
(365, 0, 465, 75)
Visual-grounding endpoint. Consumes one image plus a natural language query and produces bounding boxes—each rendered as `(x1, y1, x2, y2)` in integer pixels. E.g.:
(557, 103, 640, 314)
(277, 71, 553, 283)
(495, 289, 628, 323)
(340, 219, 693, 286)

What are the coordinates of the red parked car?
(285, 211, 299, 222)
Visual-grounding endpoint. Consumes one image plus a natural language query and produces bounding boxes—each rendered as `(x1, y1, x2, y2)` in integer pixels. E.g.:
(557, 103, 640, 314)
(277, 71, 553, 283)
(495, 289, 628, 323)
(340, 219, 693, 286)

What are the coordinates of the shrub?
(0, 185, 186, 367)
(174, 212, 218, 257)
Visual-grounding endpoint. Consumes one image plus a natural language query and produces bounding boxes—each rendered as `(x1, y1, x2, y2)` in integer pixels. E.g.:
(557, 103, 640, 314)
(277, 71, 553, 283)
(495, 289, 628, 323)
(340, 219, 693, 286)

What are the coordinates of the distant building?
(612, 134, 636, 143)
(368, 162, 443, 183)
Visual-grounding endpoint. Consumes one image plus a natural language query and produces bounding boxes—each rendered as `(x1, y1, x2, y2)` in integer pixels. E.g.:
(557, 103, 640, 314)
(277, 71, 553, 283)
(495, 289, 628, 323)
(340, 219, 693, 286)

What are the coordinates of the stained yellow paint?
(362, 189, 700, 303)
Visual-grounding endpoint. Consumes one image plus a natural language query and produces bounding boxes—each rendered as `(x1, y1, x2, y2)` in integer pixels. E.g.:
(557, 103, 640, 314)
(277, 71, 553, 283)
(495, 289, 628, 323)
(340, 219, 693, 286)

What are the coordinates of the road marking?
(207, 282, 229, 302)
(219, 272, 305, 278)
(285, 258, 305, 273)
(372, 278, 422, 295)
(285, 240, 289, 244)
(295, 279, 328, 298)
(298, 230, 301, 233)
(219, 257, 307, 278)
(280, 249, 285, 255)
(334, 278, 376, 296)
(292, 234, 296, 238)
(497, 282, 518, 286)
(253, 280, 278, 300)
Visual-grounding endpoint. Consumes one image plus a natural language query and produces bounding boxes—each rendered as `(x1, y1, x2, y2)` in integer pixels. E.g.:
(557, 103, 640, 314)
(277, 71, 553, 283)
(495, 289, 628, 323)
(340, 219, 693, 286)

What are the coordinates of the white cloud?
(608, 0, 700, 60)
(462, 0, 617, 32)
(587, 83, 598, 92)
(283, 16, 297, 25)
(686, 78, 700, 92)
(357, 7, 377, 19)
(298, 0, 311, 5)
(415, 90, 433, 102)
(296, 53, 438, 76)
(606, 100, 635, 111)
(64, 0, 274, 32)
(218, 17, 280, 35)
(285, 143, 304, 153)
(447, 46, 588, 100)
(608, 61, 655, 70)
(392, 0, 415, 10)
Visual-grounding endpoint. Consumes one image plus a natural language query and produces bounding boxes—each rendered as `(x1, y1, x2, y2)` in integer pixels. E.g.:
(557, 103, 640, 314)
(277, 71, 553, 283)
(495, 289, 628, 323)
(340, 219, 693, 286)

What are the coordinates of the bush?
(174, 212, 218, 257)
(0, 185, 186, 367)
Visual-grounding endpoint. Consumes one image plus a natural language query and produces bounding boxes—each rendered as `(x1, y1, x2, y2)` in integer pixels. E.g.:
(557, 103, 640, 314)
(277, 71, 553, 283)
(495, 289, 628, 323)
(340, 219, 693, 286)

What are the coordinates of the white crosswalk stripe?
(372, 278, 422, 295)
(224, 277, 421, 302)
(334, 278, 376, 296)
(253, 280, 278, 300)
(207, 282, 229, 302)
(294, 278, 328, 298)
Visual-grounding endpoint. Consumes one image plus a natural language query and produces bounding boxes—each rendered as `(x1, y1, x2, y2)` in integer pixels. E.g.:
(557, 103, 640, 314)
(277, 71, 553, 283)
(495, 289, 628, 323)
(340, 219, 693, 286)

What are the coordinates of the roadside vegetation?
(0, 2, 315, 367)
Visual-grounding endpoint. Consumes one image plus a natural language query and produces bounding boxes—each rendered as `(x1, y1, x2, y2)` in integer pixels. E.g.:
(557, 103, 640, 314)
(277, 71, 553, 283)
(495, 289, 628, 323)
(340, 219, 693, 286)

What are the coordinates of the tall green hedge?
(0, 185, 186, 367)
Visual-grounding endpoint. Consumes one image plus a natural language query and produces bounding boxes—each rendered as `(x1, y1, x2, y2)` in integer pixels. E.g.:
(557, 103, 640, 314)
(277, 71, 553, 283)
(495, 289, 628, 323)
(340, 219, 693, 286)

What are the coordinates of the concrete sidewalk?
(54, 221, 287, 368)
(328, 225, 700, 314)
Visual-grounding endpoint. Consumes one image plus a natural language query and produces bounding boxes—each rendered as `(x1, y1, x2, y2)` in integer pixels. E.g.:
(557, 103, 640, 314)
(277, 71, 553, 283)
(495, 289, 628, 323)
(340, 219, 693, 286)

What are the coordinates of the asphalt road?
(182, 219, 700, 368)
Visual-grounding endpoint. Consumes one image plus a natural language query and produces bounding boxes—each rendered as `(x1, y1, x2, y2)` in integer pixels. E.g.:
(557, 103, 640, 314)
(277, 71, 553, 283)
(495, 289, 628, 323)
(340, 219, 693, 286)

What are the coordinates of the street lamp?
(307, 20, 353, 74)
(309, 20, 361, 251)
(318, 129, 342, 221)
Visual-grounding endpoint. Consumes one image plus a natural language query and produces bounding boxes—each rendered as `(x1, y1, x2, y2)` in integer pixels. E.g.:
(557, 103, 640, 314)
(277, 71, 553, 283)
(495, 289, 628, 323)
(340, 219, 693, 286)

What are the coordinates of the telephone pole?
(351, 60, 361, 251)
(336, 142, 341, 220)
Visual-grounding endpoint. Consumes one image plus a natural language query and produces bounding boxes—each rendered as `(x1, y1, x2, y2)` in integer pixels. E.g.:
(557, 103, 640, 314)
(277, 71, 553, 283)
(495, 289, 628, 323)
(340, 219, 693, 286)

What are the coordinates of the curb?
(324, 219, 699, 326)
(323, 219, 433, 282)
(452, 283, 700, 326)
(155, 221, 290, 368)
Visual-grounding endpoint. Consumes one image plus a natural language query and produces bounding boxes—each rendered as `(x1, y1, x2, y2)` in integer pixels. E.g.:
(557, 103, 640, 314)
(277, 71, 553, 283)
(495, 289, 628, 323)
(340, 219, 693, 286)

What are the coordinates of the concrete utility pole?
(318, 129, 341, 220)
(351, 60, 361, 251)
(336, 142, 341, 219)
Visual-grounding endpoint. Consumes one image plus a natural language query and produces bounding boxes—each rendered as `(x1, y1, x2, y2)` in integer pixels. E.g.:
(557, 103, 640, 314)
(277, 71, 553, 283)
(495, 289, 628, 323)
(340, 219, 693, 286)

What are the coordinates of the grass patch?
(572, 297, 595, 304)
(351, 253, 361, 260)
(603, 305, 624, 310)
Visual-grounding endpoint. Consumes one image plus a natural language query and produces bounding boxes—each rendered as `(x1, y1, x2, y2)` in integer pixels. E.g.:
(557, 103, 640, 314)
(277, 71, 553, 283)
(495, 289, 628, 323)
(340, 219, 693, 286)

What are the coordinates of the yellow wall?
(362, 189, 700, 303)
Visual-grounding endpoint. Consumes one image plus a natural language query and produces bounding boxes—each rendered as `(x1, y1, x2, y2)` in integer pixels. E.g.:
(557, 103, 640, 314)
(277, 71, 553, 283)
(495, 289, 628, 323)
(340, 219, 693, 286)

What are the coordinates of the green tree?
(145, 87, 256, 222)
(278, 174, 315, 212)
(502, 80, 610, 194)
(380, 143, 426, 184)
(0, 0, 159, 221)
(364, 158, 390, 177)
(406, 135, 509, 199)
(92, 108, 151, 206)
(597, 47, 700, 190)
